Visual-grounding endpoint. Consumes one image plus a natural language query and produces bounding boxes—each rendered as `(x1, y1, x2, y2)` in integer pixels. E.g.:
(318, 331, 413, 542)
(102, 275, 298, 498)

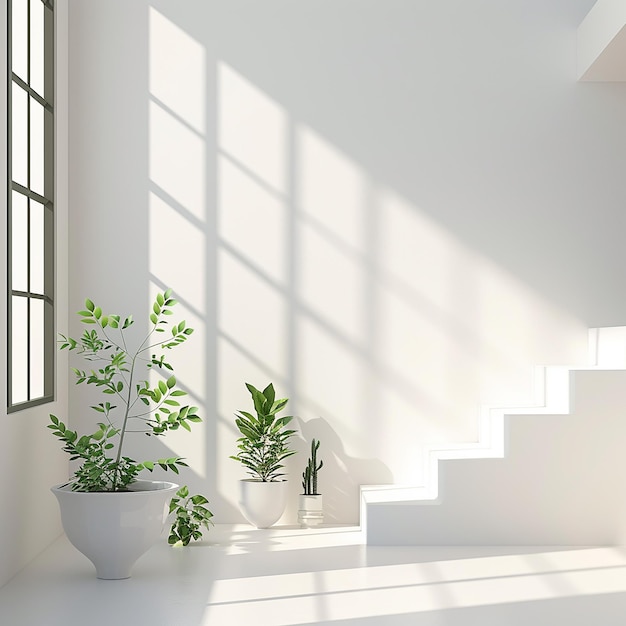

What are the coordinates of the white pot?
(238, 479, 288, 528)
(298, 494, 324, 528)
(51, 480, 178, 579)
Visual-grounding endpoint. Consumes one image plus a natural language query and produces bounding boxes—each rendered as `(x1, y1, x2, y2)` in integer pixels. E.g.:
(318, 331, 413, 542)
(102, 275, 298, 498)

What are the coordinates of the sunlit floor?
(2, 525, 626, 625)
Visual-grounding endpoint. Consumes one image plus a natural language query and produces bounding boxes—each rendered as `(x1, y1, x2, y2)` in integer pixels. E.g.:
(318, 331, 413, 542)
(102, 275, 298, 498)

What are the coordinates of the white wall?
(68, 0, 626, 525)
(0, 1, 69, 588)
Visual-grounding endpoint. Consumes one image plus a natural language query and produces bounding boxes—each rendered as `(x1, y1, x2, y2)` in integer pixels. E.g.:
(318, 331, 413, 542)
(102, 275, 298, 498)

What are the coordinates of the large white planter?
(51, 480, 178, 580)
(238, 479, 288, 528)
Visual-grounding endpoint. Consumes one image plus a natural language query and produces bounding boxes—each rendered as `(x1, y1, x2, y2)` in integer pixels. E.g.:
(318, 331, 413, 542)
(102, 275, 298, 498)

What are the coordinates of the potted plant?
(48, 290, 212, 579)
(298, 438, 324, 527)
(230, 383, 297, 528)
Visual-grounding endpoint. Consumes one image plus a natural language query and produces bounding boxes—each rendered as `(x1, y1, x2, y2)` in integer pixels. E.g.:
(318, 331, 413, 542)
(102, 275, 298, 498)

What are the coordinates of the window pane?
(11, 296, 28, 405)
(11, 192, 28, 292)
(30, 299, 45, 399)
(30, 0, 45, 96)
(30, 98, 45, 196)
(11, 0, 28, 81)
(11, 84, 28, 188)
(30, 200, 45, 295)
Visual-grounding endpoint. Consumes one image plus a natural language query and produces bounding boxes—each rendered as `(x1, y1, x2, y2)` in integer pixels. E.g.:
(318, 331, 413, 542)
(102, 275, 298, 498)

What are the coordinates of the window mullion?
(11, 73, 52, 112)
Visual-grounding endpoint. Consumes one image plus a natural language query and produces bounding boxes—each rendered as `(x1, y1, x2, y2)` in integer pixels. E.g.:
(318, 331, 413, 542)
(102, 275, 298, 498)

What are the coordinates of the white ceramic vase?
(238, 479, 288, 528)
(51, 480, 178, 579)
(298, 494, 324, 528)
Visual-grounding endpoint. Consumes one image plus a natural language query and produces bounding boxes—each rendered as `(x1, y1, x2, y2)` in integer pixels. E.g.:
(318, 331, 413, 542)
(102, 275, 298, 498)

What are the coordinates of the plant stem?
(112, 353, 136, 490)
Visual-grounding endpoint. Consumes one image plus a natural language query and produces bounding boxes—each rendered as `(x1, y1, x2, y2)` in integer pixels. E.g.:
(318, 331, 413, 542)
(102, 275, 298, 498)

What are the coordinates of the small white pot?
(238, 479, 288, 528)
(298, 494, 323, 528)
(51, 480, 178, 579)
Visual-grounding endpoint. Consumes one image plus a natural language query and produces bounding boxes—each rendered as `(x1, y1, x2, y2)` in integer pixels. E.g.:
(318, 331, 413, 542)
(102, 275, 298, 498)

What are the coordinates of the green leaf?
(268, 399, 288, 417)
(167, 375, 176, 389)
(164, 288, 173, 300)
(150, 313, 158, 325)
(170, 390, 187, 397)
(85, 299, 95, 312)
(158, 380, 168, 394)
(93, 307, 102, 319)
(263, 383, 275, 407)
(156, 293, 164, 306)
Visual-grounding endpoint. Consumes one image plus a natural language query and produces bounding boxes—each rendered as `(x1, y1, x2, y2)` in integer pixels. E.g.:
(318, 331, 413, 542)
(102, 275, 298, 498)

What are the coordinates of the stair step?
(363, 368, 626, 545)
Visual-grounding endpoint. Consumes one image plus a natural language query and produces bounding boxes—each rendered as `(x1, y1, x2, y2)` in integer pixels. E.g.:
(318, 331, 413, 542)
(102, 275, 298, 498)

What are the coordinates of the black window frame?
(7, 0, 55, 412)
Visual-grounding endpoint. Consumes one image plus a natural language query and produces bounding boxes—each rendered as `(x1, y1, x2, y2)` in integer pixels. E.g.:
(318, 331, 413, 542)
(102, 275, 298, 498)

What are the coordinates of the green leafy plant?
(302, 438, 323, 495)
(230, 383, 297, 482)
(168, 485, 214, 546)
(48, 290, 203, 492)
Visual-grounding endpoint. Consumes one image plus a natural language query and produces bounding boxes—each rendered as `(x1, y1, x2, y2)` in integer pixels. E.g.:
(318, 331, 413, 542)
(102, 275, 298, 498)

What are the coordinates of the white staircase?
(362, 327, 626, 545)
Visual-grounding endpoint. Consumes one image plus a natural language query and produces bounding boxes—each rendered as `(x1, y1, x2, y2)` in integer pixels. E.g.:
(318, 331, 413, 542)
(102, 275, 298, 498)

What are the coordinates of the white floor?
(2, 525, 626, 625)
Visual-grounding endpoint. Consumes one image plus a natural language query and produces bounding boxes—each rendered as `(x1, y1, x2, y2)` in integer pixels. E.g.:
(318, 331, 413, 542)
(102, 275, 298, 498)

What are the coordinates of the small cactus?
(302, 438, 323, 495)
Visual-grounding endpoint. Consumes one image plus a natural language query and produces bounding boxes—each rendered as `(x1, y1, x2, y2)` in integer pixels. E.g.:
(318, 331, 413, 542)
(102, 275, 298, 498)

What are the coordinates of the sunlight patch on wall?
(218, 63, 287, 194)
(149, 7, 205, 134)
(216, 62, 293, 507)
(149, 101, 205, 219)
(148, 192, 205, 314)
(294, 127, 377, 466)
(298, 224, 366, 346)
(298, 127, 366, 252)
(217, 251, 287, 379)
(148, 7, 206, 473)
(218, 155, 287, 286)
(377, 188, 586, 425)
(295, 315, 363, 447)
(216, 63, 288, 386)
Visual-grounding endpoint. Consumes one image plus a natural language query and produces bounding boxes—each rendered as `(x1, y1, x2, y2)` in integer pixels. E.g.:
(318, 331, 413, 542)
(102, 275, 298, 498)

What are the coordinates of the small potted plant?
(230, 382, 297, 528)
(298, 438, 324, 527)
(48, 290, 212, 579)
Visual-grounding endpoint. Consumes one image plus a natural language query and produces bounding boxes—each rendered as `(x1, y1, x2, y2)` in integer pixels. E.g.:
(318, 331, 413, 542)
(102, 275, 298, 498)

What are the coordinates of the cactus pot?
(51, 480, 178, 580)
(238, 479, 288, 528)
(298, 494, 324, 528)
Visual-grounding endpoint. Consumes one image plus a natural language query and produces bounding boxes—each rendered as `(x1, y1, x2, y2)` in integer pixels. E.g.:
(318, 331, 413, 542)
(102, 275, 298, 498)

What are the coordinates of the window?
(7, 0, 54, 411)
